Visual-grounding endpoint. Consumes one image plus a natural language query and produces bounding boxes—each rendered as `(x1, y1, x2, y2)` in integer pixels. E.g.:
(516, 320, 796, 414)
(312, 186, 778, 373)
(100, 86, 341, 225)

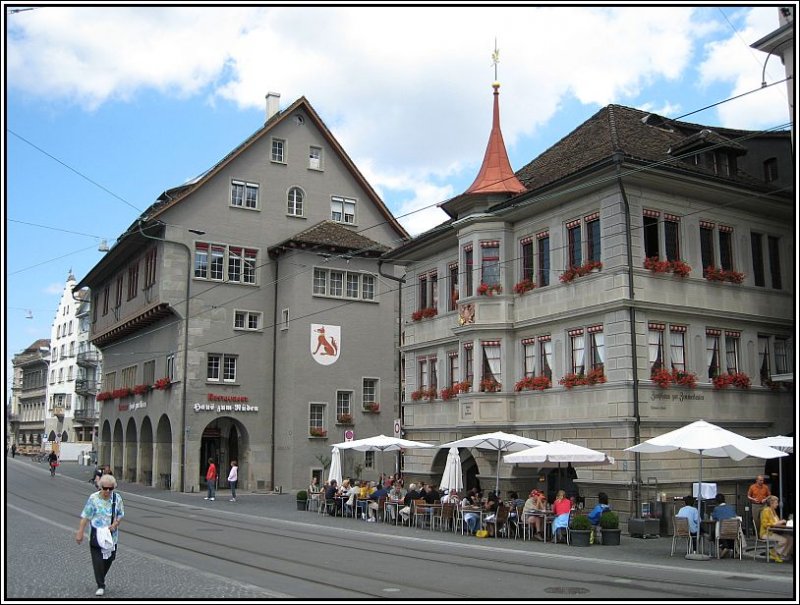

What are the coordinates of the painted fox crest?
(310, 324, 341, 366)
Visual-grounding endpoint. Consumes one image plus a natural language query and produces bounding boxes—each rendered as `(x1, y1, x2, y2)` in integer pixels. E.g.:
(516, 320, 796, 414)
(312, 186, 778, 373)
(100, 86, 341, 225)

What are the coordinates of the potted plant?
(599, 510, 621, 545)
(513, 278, 536, 295)
(296, 489, 308, 511)
(569, 514, 593, 546)
(336, 413, 353, 425)
(651, 367, 673, 388)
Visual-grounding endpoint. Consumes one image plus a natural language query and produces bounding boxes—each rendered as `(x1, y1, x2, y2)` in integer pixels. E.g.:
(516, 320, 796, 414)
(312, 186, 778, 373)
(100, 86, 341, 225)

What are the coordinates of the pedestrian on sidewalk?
(228, 460, 238, 502)
(75, 474, 125, 597)
(11, 443, 17, 458)
(205, 458, 217, 501)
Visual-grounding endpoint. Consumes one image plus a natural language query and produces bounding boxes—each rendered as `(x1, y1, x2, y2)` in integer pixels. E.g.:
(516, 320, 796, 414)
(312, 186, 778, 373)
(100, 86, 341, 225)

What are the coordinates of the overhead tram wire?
(11, 82, 791, 355)
(91, 113, 794, 359)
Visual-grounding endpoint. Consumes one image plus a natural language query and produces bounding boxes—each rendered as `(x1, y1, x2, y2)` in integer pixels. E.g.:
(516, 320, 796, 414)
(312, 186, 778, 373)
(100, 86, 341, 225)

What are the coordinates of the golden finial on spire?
(491, 38, 500, 83)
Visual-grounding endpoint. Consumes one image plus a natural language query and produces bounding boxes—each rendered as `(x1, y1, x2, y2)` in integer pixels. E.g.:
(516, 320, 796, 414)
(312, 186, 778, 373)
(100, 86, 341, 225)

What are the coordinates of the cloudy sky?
(4, 4, 792, 386)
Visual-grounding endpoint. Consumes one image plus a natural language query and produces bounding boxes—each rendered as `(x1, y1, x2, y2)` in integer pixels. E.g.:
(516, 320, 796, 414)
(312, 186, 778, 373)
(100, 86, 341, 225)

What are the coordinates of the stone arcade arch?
(99, 421, 112, 468)
(199, 417, 249, 492)
(154, 415, 173, 490)
(112, 420, 124, 477)
(124, 418, 138, 483)
(139, 417, 154, 486)
(429, 448, 480, 494)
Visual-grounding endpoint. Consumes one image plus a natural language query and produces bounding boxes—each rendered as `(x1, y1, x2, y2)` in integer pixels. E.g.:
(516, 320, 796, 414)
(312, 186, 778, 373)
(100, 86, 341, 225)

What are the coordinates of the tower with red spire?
(440, 80, 526, 219)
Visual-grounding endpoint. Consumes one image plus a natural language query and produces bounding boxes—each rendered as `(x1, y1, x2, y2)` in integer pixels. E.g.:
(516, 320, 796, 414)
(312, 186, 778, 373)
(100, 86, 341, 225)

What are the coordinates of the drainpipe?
(378, 259, 406, 474)
(270, 256, 279, 490)
(138, 219, 193, 493)
(613, 152, 643, 504)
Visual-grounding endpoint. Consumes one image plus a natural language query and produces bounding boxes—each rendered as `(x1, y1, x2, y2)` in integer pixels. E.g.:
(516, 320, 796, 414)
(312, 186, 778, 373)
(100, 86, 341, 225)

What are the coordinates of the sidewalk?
(49, 458, 793, 577)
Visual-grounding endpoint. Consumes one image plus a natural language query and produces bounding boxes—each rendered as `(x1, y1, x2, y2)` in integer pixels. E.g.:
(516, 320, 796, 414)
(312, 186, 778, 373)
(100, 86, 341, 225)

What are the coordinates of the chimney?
(265, 92, 281, 122)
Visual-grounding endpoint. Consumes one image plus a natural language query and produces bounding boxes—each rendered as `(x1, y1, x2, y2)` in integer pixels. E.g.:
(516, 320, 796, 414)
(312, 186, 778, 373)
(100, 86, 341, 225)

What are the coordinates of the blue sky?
(4, 4, 793, 391)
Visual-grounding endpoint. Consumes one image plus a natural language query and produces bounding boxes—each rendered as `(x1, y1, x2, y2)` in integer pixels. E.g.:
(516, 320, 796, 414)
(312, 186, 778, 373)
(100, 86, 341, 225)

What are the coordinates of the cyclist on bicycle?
(48, 451, 59, 477)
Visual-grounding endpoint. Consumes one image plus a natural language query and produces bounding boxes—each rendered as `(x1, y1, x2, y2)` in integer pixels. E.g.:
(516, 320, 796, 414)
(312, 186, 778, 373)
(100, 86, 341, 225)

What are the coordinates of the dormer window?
(764, 158, 778, 183)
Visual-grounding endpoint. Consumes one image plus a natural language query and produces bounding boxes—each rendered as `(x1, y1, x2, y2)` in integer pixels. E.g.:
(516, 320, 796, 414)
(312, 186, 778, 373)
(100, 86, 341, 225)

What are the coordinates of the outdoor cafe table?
(383, 500, 403, 525)
(523, 510, 554, 541)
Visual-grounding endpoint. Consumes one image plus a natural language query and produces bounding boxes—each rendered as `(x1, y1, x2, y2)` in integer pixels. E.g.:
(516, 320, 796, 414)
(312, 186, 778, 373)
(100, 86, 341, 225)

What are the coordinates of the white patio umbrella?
(503, 440, 615, 466)
(754, 435, 794, 518)
(440, 447, 464, 493)
(328, 447, 343, 486)
(626, 419, 787, 560)
(440, 431, 547, 496)
(331, 434, 434, 479)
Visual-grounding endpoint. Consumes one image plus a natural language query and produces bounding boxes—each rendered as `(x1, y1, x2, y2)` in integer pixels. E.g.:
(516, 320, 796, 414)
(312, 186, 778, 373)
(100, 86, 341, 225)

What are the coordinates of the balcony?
(76, 350, 101, 367)
(75, 378, 99, 395)
(73, 408, 99, 422)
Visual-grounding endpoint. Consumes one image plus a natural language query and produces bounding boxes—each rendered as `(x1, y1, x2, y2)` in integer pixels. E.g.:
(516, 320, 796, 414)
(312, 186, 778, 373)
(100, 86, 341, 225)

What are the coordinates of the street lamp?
(138, 219, 204, 492)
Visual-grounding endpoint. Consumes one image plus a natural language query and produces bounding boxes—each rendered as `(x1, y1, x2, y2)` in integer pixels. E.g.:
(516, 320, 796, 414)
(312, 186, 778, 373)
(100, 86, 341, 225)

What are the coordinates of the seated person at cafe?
(551, 489, 572, 541)
(461, 492, 481, 534)
(324, 480, 340, 514)
(711, 493, 738, 557)
(676, 495, 705, 551)
(398, 483, 421, 525)
(523, 489, 547, 540)
(367, 484, 391, 522)
(760, 495, 793, 562)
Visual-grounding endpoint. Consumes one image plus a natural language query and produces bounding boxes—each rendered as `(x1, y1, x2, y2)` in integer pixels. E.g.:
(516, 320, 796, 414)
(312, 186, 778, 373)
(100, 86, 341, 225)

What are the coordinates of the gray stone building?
(383, 82, 794, 516)
(10, 339, 51, 454)
(75, 94, 408, 493)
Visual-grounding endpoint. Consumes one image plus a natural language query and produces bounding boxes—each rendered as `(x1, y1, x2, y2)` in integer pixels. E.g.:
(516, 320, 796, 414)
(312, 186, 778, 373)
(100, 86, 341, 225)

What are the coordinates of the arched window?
(288, 187, 304, 216)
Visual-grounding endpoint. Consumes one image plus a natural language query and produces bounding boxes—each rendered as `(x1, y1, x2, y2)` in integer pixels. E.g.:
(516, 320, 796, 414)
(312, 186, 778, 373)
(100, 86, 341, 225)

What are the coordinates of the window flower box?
(479, 378, 502, 393)
(309, 427, 327, 438)
(514, 375, 552, 391)
(477, 282, 502, 296)
(132, 383, 151, 396)
(513, 278, 536, 295)
(559, 260, 603, 283)
(644, 257, 692, 278)
(410, 388, 437, 402)
(111, 387, 133, 399)
(412, 307, 438, 321)
(703, 266, 744, 284)
(713, 372, 751, 390)
(363, 402, 380, 413)
(440, 386, 458, 400)
(96, 391, 113, 401)
(336, 414, 353, 425)
(650, 368, 673, 389)
(559, 369, 606, 389)
(672, 369, 697, 389)
(153, 377, 172, 390)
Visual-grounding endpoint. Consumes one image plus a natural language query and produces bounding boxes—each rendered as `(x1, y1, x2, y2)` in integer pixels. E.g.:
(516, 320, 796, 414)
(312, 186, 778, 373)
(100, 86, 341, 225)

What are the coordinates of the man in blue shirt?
(711, 493, 738, 557)
(676, 495, 703, 552)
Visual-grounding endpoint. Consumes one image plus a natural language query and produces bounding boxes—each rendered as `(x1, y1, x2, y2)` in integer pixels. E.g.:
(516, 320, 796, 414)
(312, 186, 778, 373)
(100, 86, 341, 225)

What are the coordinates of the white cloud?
(44, 282, 64, 295)
(8, 6, 787, 237)
(697, 7, 791, 129)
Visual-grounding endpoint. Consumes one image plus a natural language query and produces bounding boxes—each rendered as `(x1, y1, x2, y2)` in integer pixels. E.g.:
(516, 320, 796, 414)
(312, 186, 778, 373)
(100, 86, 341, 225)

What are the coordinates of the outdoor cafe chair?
(412, 499, 430, 528)
(715, 518, 743, 560)
(552, 511, 571, 545)
(671, 516, 696, 556)
(486, 503, 510, 538)
(751, 513, 772, 562)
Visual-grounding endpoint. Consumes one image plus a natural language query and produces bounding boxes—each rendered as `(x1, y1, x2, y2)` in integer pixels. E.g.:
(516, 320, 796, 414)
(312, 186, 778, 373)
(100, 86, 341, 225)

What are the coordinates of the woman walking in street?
(75, 474, 125, 596)
(228, 460, 238, 502)
(48, 451, 59, 477)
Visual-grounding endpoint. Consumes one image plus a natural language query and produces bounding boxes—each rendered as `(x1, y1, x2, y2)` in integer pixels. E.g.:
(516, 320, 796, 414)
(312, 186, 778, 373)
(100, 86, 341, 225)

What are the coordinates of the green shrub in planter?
(570, 514, 593, 530)
(599, 510, 621, 545)
(599, 510, 619, 530)
(296, 490, 308, 511)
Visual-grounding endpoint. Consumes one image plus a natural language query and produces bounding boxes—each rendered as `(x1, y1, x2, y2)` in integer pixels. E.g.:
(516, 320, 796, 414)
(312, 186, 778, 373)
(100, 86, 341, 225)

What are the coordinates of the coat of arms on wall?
(458, 303, 475, 326)
(310, 324, 341, 365)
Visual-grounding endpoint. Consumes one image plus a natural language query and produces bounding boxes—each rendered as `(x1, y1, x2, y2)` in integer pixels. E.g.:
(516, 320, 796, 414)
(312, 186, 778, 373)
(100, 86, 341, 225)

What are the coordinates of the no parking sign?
(344, 429, 355, 442)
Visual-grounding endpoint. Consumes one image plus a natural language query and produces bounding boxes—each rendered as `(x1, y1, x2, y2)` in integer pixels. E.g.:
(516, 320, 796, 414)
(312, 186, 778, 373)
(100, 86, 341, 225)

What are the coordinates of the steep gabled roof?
(268, 221, 390, 258)
(122, 96, 407, 241)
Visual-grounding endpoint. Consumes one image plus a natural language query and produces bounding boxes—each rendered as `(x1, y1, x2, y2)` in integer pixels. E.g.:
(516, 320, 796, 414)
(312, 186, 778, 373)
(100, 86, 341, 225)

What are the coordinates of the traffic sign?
(344, 429, 354, 441)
